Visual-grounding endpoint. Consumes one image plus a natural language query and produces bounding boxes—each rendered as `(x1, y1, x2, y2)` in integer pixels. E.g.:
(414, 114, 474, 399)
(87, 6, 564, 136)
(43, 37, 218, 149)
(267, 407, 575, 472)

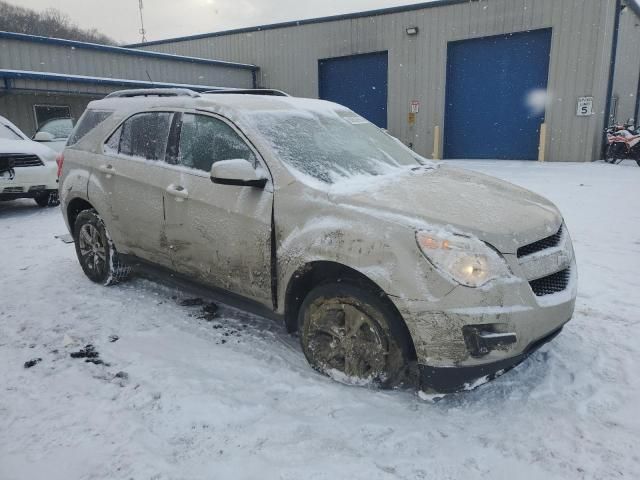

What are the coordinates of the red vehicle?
(606, 123, 640, 166)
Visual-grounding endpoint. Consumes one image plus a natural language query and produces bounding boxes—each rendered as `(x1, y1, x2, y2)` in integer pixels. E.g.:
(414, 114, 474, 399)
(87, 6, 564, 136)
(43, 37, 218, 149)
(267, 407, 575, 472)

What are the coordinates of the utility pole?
(138, 0, 147, 43)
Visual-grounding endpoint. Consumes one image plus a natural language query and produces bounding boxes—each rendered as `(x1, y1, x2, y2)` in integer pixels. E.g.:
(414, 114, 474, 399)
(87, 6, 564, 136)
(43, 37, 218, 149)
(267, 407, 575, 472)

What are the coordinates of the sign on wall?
(576, 97, 594, 116)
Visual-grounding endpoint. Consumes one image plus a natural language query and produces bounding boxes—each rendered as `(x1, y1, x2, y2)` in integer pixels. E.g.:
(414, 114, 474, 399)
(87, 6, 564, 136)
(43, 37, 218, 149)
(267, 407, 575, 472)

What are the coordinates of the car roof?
(87, 92, 347, 119)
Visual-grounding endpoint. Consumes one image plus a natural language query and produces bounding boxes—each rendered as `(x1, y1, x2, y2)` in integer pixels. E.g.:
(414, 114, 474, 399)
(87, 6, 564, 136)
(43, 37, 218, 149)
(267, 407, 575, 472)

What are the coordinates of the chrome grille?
(517, 225, 563, 258)
(0, 154, 44, 168)
(529, 268, 571, 296)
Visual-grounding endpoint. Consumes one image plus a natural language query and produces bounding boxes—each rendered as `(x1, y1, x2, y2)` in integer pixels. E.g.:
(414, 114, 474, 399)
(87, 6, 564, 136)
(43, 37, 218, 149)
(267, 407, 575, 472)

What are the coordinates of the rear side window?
(68, 110, 112, 146)
(104, 112, 173, 161)
(177, 113, 256, 172)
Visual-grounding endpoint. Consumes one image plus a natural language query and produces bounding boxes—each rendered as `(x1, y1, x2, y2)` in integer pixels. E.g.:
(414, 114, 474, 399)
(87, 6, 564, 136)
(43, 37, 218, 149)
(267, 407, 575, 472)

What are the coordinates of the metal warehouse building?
(128, 0, 640, 162)
(0, 31, 257, 136)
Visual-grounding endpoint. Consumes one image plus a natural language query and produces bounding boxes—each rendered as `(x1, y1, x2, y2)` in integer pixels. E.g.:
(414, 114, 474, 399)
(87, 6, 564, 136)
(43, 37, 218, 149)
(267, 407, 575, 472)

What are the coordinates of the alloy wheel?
(78, 224, 107, 277)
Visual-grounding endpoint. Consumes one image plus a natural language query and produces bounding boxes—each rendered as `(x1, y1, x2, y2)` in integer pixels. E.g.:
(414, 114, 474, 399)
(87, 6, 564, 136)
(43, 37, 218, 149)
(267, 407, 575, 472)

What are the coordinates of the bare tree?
(0, 1, 116, 44)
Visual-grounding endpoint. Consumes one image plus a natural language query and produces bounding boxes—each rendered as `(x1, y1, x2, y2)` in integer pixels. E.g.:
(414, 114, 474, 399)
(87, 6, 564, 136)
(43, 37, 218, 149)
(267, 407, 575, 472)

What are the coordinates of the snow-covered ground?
(1, 160, 639, 480)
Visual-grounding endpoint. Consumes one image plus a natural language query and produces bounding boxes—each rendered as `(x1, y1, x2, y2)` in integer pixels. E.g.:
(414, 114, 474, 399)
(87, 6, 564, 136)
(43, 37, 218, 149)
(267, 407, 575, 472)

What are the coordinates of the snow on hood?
(328, 165, 562, 254)
(0, 139, 57, 162)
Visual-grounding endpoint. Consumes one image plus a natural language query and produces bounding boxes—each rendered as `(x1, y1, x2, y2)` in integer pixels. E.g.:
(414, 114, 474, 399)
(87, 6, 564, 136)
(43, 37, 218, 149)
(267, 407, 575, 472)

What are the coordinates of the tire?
(298, 282, 412, 389)
(34, 191, 60, 207)
(73, 209, 131, 285)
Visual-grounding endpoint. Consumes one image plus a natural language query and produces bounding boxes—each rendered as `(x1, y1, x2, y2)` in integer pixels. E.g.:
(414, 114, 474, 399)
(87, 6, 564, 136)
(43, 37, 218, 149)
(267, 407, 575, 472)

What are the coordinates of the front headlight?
(416, 229, 511, 288)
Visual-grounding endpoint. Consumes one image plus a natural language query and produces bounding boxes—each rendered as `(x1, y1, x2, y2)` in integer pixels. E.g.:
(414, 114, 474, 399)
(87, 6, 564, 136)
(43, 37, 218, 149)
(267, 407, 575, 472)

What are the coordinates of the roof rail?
(203, 88, 290, 97)
(105, 88, 201, 99)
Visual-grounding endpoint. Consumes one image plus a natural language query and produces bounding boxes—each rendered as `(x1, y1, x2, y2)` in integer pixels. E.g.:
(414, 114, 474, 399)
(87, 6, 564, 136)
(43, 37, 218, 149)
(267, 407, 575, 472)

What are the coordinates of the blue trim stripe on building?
(0, 31, 258, 71)
(125, 0, 471, 47)
(0, 69, 227, 92)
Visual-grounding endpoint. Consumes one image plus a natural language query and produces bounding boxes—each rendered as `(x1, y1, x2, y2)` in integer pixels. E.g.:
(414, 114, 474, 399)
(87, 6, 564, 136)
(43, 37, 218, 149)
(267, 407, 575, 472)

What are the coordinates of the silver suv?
(59, 89, 577, 392)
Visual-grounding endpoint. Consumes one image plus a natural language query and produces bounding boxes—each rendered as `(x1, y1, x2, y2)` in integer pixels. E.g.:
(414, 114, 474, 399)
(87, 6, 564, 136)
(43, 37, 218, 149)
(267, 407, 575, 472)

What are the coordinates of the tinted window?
(177, 114, 256, 172)
(68, 110, 112, 146)
(104, 125, 122, 155)
(118, 112, 173, 161)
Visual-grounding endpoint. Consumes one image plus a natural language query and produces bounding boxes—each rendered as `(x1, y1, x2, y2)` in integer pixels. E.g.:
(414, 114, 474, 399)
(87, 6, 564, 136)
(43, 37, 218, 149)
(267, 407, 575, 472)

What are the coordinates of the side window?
(68, 110, 112, 146)
(105, 112, 173, 161)
(178, 114, 256, 172)
(104, 125, 122, 155)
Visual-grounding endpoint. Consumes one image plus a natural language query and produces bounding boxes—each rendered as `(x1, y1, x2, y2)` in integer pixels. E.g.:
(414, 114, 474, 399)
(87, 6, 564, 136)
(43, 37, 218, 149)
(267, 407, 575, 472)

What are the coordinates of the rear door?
(96, 111, 175, 266)
(163, 111, 273, 306)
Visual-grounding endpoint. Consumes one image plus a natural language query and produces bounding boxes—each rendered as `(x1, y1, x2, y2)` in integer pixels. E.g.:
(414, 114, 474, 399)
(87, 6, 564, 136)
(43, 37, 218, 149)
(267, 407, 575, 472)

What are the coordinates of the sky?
(9, 0, 433, 44)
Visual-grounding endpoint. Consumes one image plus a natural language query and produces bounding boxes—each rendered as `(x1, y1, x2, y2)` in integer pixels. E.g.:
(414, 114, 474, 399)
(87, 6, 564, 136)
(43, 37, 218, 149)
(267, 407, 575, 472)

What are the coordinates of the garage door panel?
(319, 51, 388, 129)
(444, 29, 552, 160)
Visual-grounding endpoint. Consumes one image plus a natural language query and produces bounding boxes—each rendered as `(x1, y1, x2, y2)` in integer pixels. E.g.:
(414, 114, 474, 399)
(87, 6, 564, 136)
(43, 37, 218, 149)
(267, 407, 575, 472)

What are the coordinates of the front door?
(163, 112, 273, 306)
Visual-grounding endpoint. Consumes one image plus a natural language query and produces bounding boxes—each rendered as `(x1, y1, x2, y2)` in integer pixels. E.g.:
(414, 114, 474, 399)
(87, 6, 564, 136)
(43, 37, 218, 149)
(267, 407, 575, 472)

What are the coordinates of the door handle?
(98, 164, 115, 177)
(166, 184, 189, 201)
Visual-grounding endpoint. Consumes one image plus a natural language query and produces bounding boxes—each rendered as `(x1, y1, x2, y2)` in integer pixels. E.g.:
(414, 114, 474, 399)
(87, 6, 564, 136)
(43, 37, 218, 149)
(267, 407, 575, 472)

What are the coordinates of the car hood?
(0, 139, 57, 162)
(328, 165, 562, 254)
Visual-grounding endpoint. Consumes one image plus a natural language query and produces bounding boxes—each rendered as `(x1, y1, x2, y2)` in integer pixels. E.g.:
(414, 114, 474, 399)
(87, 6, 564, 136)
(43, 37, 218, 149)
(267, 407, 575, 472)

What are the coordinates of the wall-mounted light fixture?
(406, 26, 419, 36)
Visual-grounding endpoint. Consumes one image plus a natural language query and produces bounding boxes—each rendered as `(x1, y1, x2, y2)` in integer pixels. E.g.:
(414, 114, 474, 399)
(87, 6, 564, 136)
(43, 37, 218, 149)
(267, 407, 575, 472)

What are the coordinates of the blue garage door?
(319, 52, 388, 128)
(444, 29, 552, 160)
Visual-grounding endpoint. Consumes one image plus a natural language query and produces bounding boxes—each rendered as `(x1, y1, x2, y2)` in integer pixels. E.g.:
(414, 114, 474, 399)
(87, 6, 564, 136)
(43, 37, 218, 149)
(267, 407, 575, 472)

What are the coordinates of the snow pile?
(1, 160, 640, 479)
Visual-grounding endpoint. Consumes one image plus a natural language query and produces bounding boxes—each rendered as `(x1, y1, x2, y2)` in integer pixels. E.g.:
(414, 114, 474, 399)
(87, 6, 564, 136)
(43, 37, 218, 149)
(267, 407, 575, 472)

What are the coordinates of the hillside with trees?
(0, 1, 116, 44)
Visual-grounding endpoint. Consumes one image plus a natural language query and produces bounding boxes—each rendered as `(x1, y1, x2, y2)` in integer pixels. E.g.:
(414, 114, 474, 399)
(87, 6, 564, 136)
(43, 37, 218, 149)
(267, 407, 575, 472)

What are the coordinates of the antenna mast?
(138, 0, 147, 43)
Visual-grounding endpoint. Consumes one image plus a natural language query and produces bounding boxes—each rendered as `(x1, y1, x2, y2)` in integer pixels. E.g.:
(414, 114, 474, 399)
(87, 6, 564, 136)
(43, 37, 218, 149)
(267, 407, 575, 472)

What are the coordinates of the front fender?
(274, 190, 455, 313)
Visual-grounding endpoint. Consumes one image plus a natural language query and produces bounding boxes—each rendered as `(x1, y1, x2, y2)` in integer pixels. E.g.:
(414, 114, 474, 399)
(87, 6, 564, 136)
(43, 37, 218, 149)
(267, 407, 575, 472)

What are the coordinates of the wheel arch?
(66, 197, 95, 233)
(283, 260, 417, 360)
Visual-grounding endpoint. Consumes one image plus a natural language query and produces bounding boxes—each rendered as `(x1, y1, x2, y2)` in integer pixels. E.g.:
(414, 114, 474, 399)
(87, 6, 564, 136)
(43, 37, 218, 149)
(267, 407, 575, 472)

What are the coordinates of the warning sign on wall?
(576, 97, 594, 116)
(410, 101, 420, 114)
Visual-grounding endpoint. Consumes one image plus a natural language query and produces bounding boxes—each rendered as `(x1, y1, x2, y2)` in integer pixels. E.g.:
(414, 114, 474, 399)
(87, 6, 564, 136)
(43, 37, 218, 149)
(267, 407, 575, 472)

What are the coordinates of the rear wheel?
(298, 282, 411, 388)
(73, 210, 130, 285)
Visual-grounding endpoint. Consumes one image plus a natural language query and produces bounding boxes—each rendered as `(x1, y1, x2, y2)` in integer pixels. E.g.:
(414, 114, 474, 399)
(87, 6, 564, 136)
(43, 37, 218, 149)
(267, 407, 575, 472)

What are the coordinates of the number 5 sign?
(576, 97, 594, 116)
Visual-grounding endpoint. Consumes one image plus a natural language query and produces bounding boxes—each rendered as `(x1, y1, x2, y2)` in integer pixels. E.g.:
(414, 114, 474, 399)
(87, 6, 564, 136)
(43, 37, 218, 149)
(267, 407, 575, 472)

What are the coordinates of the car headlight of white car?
(416, 229, 511, 288)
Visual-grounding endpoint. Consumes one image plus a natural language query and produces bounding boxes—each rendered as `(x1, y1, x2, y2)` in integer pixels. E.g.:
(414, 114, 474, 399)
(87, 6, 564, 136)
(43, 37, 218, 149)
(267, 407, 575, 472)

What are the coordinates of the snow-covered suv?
(59, 88, 577, 392)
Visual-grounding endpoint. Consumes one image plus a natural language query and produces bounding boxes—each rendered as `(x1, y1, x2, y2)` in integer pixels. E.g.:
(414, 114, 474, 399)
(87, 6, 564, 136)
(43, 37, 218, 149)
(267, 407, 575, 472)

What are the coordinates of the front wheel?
(73, 209, 130, 285)
(298, 283, 412, 388)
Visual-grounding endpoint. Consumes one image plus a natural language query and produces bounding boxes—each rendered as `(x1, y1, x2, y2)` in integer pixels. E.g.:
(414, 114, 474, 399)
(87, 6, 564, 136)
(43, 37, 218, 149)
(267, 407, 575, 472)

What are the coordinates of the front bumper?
(419, 324, 566, 392)
(391, 229, 577, 392)
(0, 163, 58, 200)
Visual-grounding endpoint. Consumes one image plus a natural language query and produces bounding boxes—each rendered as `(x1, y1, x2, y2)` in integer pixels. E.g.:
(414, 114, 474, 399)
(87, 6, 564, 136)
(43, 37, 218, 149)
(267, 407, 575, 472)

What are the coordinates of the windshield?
(37, 118, 74, 139)
(250, 107, 426, 183)
(0, 124, 23, 141)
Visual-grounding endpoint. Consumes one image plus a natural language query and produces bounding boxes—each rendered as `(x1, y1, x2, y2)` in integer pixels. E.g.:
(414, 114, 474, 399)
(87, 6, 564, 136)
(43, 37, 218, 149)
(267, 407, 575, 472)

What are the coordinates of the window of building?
(33, 105, 72, 129)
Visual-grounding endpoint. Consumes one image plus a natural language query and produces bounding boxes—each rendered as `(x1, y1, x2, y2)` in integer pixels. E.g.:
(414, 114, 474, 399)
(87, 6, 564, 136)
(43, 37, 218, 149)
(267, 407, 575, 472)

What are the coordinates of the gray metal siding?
(0, 92, 95, 136)
(137, 0, 619, 162)
(0, 37, 254, 90)
(612, 7, 640, 123)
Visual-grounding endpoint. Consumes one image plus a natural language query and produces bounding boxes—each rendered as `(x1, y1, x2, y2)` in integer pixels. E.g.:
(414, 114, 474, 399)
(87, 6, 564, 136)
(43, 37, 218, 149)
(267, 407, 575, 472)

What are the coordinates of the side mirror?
(210, 159, 267, 188)
(34, 131, 55, 142)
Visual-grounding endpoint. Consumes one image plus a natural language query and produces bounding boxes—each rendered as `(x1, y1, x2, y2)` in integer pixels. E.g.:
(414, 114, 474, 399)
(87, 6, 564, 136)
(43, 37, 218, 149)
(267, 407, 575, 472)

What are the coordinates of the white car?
(33, 117, 74, 153)
(0, 115, 60, 207)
